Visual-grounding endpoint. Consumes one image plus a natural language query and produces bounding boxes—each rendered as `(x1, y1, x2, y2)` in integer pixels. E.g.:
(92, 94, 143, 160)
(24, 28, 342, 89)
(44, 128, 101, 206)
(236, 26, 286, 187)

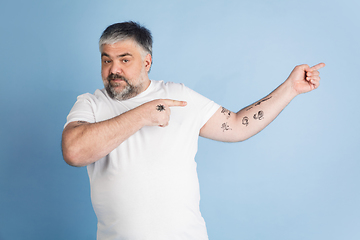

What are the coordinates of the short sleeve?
(64, 93, 96, 128)
(184, 86, 221, 128)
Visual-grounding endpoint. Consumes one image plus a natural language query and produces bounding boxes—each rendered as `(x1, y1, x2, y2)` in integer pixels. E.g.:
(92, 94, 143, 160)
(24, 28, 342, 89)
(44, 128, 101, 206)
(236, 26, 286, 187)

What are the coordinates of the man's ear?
(144, 53, 152, 72)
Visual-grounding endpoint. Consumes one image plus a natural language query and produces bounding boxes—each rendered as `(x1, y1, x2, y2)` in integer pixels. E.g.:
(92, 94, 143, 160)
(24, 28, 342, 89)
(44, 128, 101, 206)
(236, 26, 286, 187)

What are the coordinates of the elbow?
(237, 132, 261, 142)
(62, 149, 85, 167)
(62, 152, 83, 167)
(226, 133, 254, 143)
(61, 140, 87, 167)
(61, 129, 90, 167)
(228, 137, 248, 143)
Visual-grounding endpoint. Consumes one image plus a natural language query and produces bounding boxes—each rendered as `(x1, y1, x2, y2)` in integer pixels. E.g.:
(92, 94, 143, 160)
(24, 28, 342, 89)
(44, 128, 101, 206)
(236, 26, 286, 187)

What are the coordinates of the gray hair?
(99, 21, 153, 57)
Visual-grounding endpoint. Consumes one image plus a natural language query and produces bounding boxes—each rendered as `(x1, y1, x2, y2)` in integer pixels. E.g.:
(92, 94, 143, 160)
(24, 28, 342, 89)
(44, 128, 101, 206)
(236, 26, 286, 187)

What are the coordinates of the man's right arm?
(62, 99, 187, 167)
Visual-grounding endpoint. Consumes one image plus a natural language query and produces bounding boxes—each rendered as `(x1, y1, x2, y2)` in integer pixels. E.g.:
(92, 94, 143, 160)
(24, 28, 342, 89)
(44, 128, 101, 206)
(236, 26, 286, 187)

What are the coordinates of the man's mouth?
(110, 78, 124, 82)
(107, 73, 127, 82)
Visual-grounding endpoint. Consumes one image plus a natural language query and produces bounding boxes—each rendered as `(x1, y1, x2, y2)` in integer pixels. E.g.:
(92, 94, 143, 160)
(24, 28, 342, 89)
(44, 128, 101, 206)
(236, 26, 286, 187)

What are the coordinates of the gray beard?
(106, 81, 142, 101)
(105, 74, 143, 101)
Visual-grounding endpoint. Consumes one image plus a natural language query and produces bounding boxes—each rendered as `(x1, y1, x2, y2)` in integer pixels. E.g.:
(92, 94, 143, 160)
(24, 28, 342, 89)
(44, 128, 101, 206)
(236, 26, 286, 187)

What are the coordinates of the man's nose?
(110, 61, 123, 74)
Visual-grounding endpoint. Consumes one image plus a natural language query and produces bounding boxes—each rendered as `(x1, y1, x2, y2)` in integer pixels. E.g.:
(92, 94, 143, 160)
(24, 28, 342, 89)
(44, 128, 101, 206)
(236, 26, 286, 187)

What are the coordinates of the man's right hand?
(137, 99, 187, 127)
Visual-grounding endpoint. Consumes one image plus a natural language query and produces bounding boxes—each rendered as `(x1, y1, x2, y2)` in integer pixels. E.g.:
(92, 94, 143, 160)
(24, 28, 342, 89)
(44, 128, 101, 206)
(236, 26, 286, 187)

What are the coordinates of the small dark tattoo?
(73, 121, 88, 128)
(253, 111, 264, 120)
(242, 116, 249, 126)
(156, 104, 166, 112)
(221, 122, 232, 132)
(255, 96, 272, 106)
(221, 107, 231, 119)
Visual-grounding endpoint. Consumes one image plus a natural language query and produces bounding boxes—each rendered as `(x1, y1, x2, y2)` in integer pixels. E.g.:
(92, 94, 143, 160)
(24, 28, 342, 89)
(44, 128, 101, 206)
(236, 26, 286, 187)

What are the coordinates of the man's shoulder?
(152, 80, 188, 91)
(76, 88, 109, 102)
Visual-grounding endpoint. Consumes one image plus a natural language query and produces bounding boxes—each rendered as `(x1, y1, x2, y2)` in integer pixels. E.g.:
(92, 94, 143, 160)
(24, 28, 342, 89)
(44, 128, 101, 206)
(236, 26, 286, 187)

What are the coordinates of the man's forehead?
(101, 39, 140, 54)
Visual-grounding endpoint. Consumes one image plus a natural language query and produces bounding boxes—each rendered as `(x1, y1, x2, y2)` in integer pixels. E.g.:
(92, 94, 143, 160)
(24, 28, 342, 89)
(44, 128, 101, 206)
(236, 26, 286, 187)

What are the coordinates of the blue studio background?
(1, 0, 359, 239)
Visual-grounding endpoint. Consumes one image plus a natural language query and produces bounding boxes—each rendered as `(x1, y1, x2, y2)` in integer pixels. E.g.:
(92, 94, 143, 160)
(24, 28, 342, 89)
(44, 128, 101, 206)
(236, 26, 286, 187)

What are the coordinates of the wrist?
(131, 106, 149, 127)
(282, 78, 299, 99)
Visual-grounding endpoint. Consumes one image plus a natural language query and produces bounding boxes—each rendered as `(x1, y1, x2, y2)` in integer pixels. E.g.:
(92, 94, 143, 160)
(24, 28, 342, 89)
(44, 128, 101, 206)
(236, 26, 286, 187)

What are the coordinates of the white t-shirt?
(66, 80, 220, 240)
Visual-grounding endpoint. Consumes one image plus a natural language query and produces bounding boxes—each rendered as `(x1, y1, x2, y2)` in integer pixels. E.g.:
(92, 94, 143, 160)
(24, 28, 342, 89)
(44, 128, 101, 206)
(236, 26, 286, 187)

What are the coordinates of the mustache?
(107, 73, 128, 82)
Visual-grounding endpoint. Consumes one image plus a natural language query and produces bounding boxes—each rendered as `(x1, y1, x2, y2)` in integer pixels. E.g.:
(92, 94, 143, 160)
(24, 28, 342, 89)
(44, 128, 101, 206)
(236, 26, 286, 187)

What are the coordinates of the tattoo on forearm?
(253, 110, 264, 120)
(156, 104, 165, 112)
(221, 107, 231, 119)
(242, 116, 249, 126)
(221, 122, 232, 132)
(255, 96, 272, 106)
(246, 96, 272, 111)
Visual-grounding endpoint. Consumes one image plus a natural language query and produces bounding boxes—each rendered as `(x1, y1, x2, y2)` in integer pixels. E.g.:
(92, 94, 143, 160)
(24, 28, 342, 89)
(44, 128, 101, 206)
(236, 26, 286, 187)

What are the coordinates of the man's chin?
(111, 85, 126, 93)
(106, 86, 136, 101)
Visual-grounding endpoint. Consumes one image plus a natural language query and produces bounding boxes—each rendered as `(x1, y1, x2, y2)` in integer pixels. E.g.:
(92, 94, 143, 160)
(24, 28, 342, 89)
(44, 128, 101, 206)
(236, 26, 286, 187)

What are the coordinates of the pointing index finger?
(310, 62, 326, 71)
(162, 99, 187, 107)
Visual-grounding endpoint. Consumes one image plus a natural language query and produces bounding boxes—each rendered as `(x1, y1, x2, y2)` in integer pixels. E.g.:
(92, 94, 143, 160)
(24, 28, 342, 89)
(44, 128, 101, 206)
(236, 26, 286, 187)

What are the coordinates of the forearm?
(234, 80, 297, 141)
(62, 107, 145, 167)
(200, 63, 324, 142)
(62, 98, 186, 167)
(200, 80, 298, 142)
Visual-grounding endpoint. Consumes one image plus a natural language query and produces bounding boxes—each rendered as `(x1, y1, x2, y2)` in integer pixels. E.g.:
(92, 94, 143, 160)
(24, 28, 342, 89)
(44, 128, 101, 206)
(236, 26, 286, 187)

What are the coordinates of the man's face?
(101, 39, 152, 100)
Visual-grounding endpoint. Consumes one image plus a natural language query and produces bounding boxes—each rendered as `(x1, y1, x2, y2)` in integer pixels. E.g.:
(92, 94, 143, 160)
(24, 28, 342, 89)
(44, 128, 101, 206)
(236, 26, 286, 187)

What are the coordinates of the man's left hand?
(288, 62, 326, 95)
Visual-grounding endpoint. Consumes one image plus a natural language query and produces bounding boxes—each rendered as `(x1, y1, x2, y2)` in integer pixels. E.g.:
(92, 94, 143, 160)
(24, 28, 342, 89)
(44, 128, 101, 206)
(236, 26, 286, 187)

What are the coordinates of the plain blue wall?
(1, 0, 359, 239)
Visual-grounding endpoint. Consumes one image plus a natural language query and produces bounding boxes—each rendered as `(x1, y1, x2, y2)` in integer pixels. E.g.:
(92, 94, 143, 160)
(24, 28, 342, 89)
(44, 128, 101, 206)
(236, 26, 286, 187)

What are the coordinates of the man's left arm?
(200, 63, 325, 142)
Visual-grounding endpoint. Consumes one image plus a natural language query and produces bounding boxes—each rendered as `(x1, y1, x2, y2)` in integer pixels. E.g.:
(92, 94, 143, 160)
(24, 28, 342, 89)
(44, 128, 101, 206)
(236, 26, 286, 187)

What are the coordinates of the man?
(62, 21, 325, 240)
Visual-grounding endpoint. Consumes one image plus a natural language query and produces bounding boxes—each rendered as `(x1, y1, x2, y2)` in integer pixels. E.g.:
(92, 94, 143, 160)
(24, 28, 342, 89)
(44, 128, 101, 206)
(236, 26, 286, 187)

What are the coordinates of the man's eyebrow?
(101, 52, 133, 58)
(101, 53, 110, 58)
(117, 53, 132, 58)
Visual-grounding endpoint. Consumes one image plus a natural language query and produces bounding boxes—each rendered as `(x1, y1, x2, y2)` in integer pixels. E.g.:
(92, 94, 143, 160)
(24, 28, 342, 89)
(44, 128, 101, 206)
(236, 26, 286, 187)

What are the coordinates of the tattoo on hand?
(221, 107, 231, 119)
(221, 122, 232, 132)
(156, 104, 166, 112)
(242, 116, 249, 126)
(253, 111, 264, 120)
(255, 96, 272, 106)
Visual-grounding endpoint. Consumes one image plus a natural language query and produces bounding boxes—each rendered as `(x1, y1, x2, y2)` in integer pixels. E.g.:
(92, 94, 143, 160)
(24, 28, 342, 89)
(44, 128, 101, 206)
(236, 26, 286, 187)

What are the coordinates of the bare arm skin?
(62, 99, 187, 167)
(200, 63, 325, 142)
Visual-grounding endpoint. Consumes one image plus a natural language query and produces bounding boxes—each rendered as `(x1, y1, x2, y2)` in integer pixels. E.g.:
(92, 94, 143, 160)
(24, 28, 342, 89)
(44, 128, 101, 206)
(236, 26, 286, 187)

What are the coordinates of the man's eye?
(103, 60, 111, 64)
(122, 59, 129, 63)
